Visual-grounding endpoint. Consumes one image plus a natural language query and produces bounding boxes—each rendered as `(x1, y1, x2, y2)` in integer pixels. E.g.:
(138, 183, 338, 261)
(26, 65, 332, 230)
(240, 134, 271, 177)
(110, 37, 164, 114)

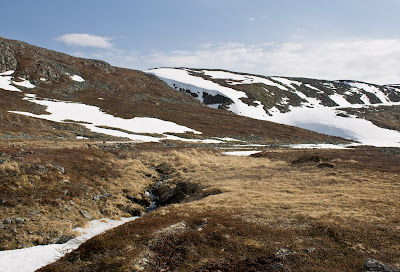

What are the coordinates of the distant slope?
(0, 37, 344, 145)
(147, 68, 400, 146)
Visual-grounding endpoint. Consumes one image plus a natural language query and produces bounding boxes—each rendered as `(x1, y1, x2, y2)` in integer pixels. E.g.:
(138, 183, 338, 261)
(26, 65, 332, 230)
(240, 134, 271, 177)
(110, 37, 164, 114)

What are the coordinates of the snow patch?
(270, 77, 302, 88)
(146, 68, 270, 120)
(202, 70, 288, 90)
(0, 70, 15, 76)
(0, 71, 36, 91)
(9, 95, 207, 143)
(10, 95, 229, 144)
(329, 94, 353, 107)
(13, 78, 36, 89)
(70, 75, 85, 82)
(285, 143, 351, 149)
(0, 70, 22, 92)
(148, 68, 400, 147)
(0, 217, 137, 272)
(221, 150, 261, 156)
(348, 82, 390, 104)
(265, 106, 400, 147)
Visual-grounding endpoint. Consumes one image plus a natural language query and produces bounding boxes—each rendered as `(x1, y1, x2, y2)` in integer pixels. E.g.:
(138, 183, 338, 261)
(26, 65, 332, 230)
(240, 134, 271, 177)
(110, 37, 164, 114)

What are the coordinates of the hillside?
(1, 37, 400, 272)
(0, 37, 344, 146)
(148, 68, 400, 146)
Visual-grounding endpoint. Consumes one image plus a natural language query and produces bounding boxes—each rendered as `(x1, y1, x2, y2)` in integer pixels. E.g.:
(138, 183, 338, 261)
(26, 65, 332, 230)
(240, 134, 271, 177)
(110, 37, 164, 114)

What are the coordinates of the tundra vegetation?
(2, 140, 397, 271)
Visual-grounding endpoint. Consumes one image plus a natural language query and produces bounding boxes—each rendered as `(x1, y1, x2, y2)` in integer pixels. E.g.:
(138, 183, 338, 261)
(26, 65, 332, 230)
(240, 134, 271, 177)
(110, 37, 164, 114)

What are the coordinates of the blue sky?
(3, 0, 400, 84)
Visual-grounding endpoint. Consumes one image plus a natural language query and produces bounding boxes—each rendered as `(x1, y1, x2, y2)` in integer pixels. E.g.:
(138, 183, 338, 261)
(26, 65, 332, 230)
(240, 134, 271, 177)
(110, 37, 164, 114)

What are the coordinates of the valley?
(0, 37, 400, 271)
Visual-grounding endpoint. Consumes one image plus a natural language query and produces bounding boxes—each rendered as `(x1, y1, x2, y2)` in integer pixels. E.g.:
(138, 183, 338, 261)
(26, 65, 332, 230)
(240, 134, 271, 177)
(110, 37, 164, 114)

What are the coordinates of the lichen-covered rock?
(14, 217, 25, 224)
(79, 209, 92, 220)
(364, 258, 399, 272)
(0, 41, 17, 72)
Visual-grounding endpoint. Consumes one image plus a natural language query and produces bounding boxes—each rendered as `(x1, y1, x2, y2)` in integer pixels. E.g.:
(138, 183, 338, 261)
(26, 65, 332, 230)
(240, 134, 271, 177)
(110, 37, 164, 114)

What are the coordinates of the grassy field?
(31, 146, 400, 271)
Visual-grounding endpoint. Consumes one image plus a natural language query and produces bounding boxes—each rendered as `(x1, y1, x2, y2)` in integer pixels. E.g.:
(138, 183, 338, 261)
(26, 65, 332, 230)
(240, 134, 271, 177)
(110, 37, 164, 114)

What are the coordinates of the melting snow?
(0, 71, 36, 92)
(10, 95, 205, 142)
(0, 70, 22, 92)
(221, 150, 261, 156)
(70, 75, 85, 82)
(146, 68, 271, 120)
(13, 78, 36, 89)
(305, 84, 323, 93)
(0, 217, 137, 272)
(202, 70, 288, 90)
(270, 77, 302, 88)
(285, 143, 351, 149)
(150, 68, 400, 147)
(10, 95, 233, 144)
(329, 94, 353, 107)
(266, 106, 400, 147)
(348, 82, 390, 104)
(0, 70, 14, 76)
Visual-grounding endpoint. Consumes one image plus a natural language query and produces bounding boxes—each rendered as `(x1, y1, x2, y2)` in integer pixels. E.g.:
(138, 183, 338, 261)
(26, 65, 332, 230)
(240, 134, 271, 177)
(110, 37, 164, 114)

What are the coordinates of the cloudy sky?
(3, 0, 400, 84)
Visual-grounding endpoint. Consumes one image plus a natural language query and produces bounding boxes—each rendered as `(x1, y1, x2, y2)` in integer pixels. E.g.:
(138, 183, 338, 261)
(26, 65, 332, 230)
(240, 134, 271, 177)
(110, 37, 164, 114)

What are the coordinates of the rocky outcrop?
(364, 258, 399, 272)
(0, 40, 17, 72)
(0, 37, 115, 83)
(202, 92, 233, 105)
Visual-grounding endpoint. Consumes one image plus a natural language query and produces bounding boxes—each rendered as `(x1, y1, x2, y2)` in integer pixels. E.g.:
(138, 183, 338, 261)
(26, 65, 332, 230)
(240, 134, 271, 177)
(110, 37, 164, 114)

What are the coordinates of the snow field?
(10, 94, 237, 144)
(148, 68, 400, 147)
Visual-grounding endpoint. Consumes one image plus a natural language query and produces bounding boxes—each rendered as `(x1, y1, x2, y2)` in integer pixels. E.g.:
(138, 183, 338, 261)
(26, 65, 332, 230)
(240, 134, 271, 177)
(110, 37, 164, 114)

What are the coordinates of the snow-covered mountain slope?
(0, 37, 345, 146)
(147, 68, 400, 147)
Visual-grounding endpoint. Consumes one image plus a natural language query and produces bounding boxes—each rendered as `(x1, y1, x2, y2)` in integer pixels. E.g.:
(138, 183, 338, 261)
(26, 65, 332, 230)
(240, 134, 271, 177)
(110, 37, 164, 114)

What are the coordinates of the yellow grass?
(141, 149, 400, 226)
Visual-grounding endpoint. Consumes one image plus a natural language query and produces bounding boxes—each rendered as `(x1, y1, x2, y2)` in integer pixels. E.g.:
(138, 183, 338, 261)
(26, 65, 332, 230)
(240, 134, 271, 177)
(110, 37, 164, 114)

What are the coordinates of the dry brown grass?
(40, 148, 400, 271)
(0, 146, 395, 271)
(0, 144, 159, 250)
(139, 149, 400, 226)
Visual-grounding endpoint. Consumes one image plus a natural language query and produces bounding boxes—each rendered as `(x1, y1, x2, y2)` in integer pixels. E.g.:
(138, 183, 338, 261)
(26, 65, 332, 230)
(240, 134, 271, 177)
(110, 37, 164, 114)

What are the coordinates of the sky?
(2, 0, 400, 84)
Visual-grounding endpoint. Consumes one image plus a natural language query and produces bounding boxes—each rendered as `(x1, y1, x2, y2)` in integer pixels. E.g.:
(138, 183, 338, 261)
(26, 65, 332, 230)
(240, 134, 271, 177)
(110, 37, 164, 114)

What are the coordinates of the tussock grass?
(0, 145, 158, 250)
(41, 148, 400, 271)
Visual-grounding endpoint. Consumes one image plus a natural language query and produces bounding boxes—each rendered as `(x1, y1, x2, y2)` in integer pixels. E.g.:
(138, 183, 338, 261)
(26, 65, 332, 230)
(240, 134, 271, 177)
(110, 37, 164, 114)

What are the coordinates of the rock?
(94, 193, 112, 201)
(37, 165, 49, 174)
(0, 42, 17, 72)
(3, 218, 13, 224)
(79, 209, 92, 220)
(53, 165, 65, 174)
(56, 235, 75, 244)
(275, 248, 293, 260)
(364, 258, 399, 272)
(14, 217, 24, 224)
(271, 263, 283, 271)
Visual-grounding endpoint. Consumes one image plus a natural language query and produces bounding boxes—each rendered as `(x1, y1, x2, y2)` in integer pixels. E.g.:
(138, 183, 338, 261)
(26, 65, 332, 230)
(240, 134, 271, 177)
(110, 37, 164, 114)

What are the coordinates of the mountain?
(147, 68, 400, 146)
(0, 37, 346, 146)
(2, 38, 400, 272)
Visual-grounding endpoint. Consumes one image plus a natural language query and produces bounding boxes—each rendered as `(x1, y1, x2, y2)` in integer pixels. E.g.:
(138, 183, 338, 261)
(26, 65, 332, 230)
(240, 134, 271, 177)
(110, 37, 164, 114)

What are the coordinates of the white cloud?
(144, 39, 400, 84)
(60, 37, 400, 85)
(57, 33, 113, 49)
(249, 17, 256, 21)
